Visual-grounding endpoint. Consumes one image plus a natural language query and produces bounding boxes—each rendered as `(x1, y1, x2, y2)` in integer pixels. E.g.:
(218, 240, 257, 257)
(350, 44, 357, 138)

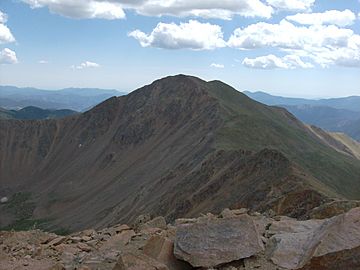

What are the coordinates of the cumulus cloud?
(0, 48, 18, 64)
(21, 0, 274, 20)
(243, 54, 313, 69)
(0, 10, 7, 23)
(228, 19, 360, 68)
(0, 24, 15, 44)
(132, 0, 274, 20)
(71, 61, 100, 69)
(287, 9, 356, 27)
(129, 20, 226, 50)
(266, 0, 315, 11)
(22, 0, 126, 20)
(0, 10, 15, 44)
(210, 63, 225, 68)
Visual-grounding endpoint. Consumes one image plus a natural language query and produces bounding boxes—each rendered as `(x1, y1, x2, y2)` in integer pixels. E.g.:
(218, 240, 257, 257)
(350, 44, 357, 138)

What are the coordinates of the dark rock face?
(174, 214, 264, 267)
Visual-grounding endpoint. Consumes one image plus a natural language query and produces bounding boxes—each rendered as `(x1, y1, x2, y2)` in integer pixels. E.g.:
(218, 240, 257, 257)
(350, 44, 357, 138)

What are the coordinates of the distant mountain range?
(0, 86, 126, 111)
(244, 91, 360, 112)
(244, 91, 360, 141)
(2, 75, 360, 233)
(0, 106, 78, 120)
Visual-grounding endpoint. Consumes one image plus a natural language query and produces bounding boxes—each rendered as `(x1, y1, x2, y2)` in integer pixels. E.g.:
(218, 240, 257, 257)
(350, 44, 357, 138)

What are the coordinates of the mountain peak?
(2, 76, 360, 232)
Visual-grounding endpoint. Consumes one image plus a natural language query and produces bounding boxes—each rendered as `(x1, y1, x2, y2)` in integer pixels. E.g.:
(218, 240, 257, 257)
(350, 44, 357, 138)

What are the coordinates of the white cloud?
(243, 54, 313, 69)
(38, 60, 49, 64)
(287, 9, 356, 27)
(21, 0, 274, 20)
(22, 0, 126, 20)
(0, 10, 15, 44)
(228, 19, 360, 68)
(266, 0, 315, 11)
(71, 61, 100, 69)
(0, 48, 18, 64)
(210, 63, 225, 68)
(132, 0, 274, 20)
(129, 20, 226, 50)
(0, 10, 8, 23)
(0, 24, 15, 44)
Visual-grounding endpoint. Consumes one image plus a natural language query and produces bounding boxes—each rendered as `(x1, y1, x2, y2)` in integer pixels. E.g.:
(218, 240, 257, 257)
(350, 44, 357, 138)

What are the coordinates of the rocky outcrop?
(2, 207, 360, 270)
(267, 207, 360, 269)
(174, 214, 264, 267)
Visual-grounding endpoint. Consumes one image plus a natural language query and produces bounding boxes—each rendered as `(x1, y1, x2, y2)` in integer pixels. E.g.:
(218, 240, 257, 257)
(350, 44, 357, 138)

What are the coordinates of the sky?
(0, 0, 359, 98)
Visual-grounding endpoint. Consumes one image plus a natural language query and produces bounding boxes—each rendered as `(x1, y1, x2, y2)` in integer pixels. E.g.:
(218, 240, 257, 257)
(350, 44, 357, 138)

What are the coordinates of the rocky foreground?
(1, 207, 360, 270)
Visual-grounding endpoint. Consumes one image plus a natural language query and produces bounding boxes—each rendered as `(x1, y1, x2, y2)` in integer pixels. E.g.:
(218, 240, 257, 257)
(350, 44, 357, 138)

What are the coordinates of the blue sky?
(0, 0, 359, 98)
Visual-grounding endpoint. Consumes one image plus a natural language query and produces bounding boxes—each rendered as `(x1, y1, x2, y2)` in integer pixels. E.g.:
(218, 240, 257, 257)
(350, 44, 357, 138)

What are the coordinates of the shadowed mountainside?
(1, 75, 360, 232)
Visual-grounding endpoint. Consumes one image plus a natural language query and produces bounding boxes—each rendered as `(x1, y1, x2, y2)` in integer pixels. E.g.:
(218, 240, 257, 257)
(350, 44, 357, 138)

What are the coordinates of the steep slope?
(1, 75, 360, 232)
(308, 126, 360, 160)
(209, 81, 360, 199)
(0, 106, 77, 120)
(342, 118, 360, 141)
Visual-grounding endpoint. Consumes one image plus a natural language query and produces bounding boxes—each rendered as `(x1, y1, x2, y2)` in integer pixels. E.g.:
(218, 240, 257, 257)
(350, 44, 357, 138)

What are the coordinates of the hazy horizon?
(0, 0, 359, 98)
(0, 77, 358, 99)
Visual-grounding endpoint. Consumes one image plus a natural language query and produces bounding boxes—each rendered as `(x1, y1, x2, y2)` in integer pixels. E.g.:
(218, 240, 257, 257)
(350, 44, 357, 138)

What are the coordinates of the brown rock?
(70, 236, 82, 243)
(143, 235, 191, 270)
(174, 218, 197, 225)
(220, 208, 248, 218)
(48, 264, 65, 270)
(48, 237, 66, 246)
(100, 230, 136, 252)
(77, 243, 92, 252)
(138, 216, 167, 231)
(133, 214, 151, 228)
(300, 246, 360, 270)
(267, 207, 360, 269)
(114, 224, 131, 234)
(140, 227, 163, 235)
(309, 200, 360, 219)
(82, 236, 92, 242)
(81, 229, 96, 237)
(78, 266, 91, 270)
(174, 214, 264, 267)
(113, 252, 168, 270)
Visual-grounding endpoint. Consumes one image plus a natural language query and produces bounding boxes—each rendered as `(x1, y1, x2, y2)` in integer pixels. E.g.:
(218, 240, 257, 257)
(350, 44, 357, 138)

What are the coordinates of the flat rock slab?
(174, 214, 264, 268)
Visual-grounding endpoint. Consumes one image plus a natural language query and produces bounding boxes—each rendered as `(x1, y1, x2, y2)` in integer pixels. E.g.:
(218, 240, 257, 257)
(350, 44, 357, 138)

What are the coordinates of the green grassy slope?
(206, 80, 360, 200)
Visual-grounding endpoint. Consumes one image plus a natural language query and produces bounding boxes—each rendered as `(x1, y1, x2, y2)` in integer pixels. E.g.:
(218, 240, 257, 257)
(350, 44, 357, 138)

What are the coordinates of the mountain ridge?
(1, 75, 360, 232)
